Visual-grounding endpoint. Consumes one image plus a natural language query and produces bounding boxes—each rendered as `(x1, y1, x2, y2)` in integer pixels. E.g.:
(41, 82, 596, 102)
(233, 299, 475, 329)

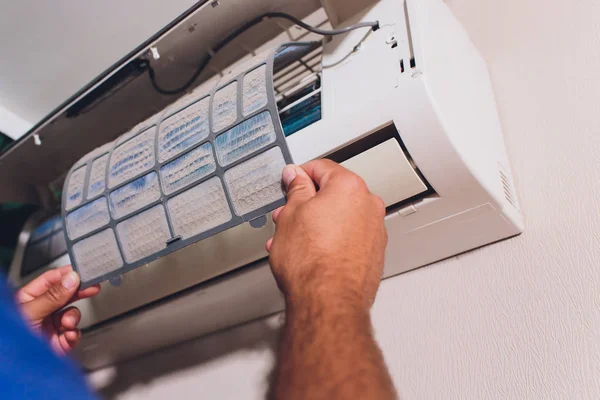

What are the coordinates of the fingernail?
(282, 165, 297, 188)
(67, 313, 80, 326)
(62, 271, 79, 289)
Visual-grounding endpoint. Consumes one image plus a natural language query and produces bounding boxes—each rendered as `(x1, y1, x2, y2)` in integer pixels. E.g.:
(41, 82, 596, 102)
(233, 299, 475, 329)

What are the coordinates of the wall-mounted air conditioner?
(6, 0, 522, 369)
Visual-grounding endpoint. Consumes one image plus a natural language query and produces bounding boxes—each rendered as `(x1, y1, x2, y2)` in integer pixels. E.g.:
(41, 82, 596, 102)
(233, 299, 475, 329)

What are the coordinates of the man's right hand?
(267, 159, 388, 311)
(267, 160, 396, 400)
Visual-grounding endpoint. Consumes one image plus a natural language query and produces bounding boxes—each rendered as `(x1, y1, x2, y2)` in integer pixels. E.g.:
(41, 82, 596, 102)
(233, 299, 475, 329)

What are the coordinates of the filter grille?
(168, 177, 232, 239)
(65, 166, 86, 211)
(160, 142, 216, 195)
(62, 47, 294, 287)
(109, 172, 161, 219)
(212, 81, 238, 132)
(66, 197, 111, 240)
(225, 147, 287, 216)
(215, 111, 276, 166)
(108, 127, 156, 188)
(72, 229, 123, 282)
(87, 154, 109, 199)
(116, 205, 171, 263)
(158, 96, 210, 163)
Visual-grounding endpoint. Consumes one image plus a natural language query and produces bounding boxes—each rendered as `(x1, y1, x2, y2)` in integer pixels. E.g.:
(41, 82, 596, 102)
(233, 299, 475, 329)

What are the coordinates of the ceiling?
(0, 0, 199, 124)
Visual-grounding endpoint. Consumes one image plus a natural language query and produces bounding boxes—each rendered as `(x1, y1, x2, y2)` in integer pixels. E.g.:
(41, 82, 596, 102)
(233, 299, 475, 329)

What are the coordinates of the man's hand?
(16, 266, 101, 356)
(267, 160, 396, 400)
(267, 159, 387, 310)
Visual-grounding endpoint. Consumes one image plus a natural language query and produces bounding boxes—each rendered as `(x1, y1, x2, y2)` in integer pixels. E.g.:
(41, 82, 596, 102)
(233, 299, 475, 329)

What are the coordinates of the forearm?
(271, 294, 396, 400)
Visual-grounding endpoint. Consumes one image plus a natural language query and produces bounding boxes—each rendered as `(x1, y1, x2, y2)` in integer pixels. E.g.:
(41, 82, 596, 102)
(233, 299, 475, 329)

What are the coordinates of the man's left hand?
(15, 266, 101, 356)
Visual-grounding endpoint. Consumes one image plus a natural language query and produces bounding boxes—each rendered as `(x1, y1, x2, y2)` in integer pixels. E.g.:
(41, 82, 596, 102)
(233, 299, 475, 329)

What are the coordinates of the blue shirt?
(0, 276, 95, 399)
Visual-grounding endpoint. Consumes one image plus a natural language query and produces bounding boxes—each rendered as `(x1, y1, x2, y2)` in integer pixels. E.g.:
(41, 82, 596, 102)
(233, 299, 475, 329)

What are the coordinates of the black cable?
(146, 12, 379, 95)
(147, 54, 212, 95)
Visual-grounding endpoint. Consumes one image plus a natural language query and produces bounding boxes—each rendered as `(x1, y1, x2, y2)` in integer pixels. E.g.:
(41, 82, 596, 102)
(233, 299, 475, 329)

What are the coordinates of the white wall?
(86, 0, 600, 398)
(0, 0, 584, 396)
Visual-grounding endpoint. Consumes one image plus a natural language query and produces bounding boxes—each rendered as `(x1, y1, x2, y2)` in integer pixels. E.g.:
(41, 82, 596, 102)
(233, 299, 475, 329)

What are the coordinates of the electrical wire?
(146, 12, 379, 95)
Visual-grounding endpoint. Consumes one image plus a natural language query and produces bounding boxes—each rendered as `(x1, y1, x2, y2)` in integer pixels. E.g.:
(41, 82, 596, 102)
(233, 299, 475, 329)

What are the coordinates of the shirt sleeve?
(0, 275, 96, 399)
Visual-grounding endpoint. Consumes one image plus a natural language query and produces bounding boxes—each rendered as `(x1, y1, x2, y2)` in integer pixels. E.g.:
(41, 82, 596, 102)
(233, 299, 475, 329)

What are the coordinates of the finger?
(69, 284, 101, 303)
(301, 159, 348, 189)
(272, 206, 284, 224)
(56, 329, 81, 355)
(64, 329, 81, 348)
(53, 306, 81, 332)
(17, 266, 72, 303)
(266, 237, 273, 253)
(282, 164, 317, 208)
(20, 271, 80, 322)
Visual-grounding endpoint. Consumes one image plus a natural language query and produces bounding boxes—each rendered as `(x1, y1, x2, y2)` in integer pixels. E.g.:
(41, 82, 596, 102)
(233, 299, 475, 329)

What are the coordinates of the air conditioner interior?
(273, 42, 323, 137)
(19, 214, 68, 280)
(327, 123, 437, 211)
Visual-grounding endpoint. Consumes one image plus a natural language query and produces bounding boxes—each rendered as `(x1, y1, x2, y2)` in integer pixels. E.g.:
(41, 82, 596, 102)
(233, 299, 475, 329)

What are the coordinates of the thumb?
(282, 164, 316, 208)
(22, 271, 80, 322)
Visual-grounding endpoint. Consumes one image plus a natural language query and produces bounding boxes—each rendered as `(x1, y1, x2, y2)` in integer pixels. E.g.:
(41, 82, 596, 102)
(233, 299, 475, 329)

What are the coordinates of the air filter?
(62, 47, 295, 288)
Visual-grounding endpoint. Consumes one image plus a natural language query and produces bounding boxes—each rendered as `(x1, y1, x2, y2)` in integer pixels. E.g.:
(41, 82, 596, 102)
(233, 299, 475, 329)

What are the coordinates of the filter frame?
(62, 47, 294, 288)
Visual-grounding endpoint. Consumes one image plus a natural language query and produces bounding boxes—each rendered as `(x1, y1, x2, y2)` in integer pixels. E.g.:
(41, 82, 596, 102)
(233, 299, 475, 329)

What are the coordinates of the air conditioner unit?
(5, 0, 523, 370)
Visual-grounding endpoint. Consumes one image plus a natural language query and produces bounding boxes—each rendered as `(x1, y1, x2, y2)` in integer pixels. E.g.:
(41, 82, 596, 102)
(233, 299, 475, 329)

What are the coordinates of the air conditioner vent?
(499, 166, 519, 210)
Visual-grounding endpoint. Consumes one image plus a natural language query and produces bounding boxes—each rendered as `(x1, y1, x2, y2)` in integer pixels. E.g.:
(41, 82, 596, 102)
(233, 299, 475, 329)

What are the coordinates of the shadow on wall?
(91, 313, 284, 399)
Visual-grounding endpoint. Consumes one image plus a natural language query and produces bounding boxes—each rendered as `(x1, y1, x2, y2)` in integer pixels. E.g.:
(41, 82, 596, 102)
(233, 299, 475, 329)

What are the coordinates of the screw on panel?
(211, 0, 220, 7)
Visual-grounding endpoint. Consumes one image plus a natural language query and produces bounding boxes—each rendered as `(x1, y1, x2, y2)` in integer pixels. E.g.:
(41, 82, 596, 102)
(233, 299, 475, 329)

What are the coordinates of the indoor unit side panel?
(382, 203, 520, 278)
(408, 0, 521, 227)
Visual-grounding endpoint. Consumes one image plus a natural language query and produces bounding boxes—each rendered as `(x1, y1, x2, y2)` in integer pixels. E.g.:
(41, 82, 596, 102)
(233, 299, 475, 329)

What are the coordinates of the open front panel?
(62, 46, 298, 288)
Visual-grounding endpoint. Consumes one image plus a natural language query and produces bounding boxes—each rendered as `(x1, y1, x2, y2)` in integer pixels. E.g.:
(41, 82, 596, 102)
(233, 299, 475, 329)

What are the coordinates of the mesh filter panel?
(87, 154, 109, 199)
(72, 229, 123, 282)
(65, 166, 86, 210)
(215, 111, 276, 166)
(168, 177, 232, 239)
(243, 65, 268, 116)
(66, 197, 110, 240)
(224, 147, 286, 216)
(160, 142, 216, 195)
(212, 81, 238, 132)
(63, 46, 294, 287)
(108, 127, 156, 188)
(116, 205, 171, 263)
(158, 96, 210, 162)
(109, 172, 161, 219)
